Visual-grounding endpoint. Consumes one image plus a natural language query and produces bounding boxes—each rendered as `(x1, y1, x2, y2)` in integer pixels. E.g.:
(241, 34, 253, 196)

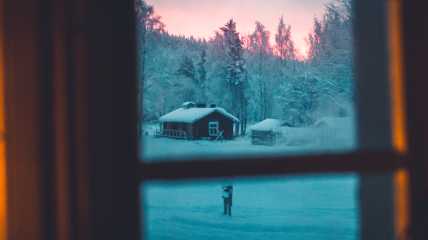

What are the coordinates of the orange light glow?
(388, 0, 409, 238)
(388, 0, 407, 153)
(394, 169, 409, 239)
(0, 33, 6, 240)
(0, 141, 5, 240)
(0, 4, 7, 238)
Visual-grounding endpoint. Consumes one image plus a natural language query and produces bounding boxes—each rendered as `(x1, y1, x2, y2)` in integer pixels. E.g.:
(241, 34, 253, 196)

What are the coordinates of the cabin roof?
(159, 107, 239, 123)
(250, 118, 283, 131)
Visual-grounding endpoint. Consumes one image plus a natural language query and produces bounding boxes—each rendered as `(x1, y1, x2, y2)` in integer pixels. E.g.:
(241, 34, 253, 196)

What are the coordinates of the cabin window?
(208, 121, 219, 136)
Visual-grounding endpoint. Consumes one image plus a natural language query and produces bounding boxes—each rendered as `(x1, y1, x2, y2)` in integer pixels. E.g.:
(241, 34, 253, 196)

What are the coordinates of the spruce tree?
(197, 49, 207, 100)
(177, 56, 196, 82)
(220, 19, 248, 135)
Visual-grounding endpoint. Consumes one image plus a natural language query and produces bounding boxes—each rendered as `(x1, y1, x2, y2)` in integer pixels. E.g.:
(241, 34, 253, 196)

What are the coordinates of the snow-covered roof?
(159, 107, 239, 123)
(250, 119, 283, 131)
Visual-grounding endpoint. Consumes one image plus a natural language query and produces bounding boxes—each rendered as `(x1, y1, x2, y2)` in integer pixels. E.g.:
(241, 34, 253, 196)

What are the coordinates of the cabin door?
(208, 121, 219, 137)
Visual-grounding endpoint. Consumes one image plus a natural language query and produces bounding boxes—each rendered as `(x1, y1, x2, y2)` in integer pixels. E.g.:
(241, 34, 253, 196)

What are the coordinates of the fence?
(155, 129, 188, 139)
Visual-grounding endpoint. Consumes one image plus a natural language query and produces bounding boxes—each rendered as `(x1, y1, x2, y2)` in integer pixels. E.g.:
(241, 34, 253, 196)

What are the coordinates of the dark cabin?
(250, 119, 283, 146)
(157, 103, 239, 140)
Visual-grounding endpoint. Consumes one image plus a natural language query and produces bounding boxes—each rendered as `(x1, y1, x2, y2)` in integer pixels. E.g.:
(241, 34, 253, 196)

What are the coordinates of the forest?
(136, 0, 354, 136)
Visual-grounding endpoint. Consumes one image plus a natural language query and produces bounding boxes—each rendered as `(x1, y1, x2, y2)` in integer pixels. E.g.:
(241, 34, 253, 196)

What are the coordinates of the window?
(4, 0, 428, 240)
(138, 0, 358, 161)
(208, 121, 219, 137)
(137, 0, 410, 239)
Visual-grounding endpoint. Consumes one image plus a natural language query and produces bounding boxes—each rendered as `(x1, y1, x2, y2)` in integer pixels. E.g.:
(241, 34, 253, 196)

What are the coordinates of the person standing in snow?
(222, 185, 233, 216)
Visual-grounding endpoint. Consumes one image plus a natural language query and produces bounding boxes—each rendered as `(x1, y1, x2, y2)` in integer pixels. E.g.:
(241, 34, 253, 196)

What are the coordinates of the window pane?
(142, 174, 359, 240)
(137, 0, 358, 161)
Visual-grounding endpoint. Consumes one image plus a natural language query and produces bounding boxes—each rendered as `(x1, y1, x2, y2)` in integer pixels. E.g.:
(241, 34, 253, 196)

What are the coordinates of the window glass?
(137, 0, 357, 161)
(208, 121, 220, 137)
(142, 174, 359, 240)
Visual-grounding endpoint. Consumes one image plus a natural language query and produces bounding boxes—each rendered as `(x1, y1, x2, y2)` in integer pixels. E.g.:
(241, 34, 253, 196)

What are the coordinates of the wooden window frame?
(0, 0, 427, 240)
(208, 121, 219, 137)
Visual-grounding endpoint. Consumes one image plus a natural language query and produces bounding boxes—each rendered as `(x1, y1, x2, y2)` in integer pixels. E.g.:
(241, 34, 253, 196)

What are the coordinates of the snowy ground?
(141, 117, 356, 161)
(142, 175, 359, 240)
(141, 117, 359, 239)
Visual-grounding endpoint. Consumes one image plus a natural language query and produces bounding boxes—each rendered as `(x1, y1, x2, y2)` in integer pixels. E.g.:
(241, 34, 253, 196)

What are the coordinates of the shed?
(250, 119, 283, 145)
(157, 104, 239, 140)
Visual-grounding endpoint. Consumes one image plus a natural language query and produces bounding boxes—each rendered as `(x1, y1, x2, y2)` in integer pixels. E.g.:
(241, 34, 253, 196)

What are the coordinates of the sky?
(146, 0, 331, 58)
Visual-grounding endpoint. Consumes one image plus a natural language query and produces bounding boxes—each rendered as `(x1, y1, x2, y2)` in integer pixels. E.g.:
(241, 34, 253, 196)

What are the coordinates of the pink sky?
(146, 0, 330, 58)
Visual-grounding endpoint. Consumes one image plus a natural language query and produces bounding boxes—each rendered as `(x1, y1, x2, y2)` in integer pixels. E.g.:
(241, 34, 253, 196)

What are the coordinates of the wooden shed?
(250, 119, 283, 146)
(157, 103, 239, 140)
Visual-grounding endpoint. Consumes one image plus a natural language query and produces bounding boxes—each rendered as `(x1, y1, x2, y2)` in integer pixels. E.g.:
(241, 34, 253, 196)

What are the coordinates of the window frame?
(2, 0, 427, 240)
(208, 121, 219, 137)
(138, 1, 403, 174)
(2, 0, 141, 239)
(136, 0, 410, 240)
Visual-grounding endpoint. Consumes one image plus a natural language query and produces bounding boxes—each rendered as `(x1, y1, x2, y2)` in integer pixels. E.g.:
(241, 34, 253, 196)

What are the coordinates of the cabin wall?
(161, 111, 236, 140)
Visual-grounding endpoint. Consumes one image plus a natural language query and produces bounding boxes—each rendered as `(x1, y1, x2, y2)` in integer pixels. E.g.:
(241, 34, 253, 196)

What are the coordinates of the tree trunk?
(137, 26, 146, 137)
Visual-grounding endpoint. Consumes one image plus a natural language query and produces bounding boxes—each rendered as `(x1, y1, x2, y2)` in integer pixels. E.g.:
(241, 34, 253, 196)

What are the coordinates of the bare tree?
(249, 22, 273, 120)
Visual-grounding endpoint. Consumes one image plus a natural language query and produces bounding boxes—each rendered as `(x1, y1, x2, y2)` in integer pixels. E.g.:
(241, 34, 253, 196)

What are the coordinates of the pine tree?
(221, 20, 246, 87)
(197, 49, 208, 100)
(177, 56, 196, 81)
(176, 55, 198, 101)
(220, 19, 248, 135)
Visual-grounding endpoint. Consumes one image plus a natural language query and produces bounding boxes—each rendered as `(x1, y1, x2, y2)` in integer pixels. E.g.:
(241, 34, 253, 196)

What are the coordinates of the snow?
(142, 136, 311, 161)
(182, 101, 196, 107)
(249, 119, 283, 132)
(143, 175, 359, 240)
(141, 117, 355, 161)
(314, 116, 353, 129)
(141, 117, 358, 239)
(159, 107, 239, 123)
